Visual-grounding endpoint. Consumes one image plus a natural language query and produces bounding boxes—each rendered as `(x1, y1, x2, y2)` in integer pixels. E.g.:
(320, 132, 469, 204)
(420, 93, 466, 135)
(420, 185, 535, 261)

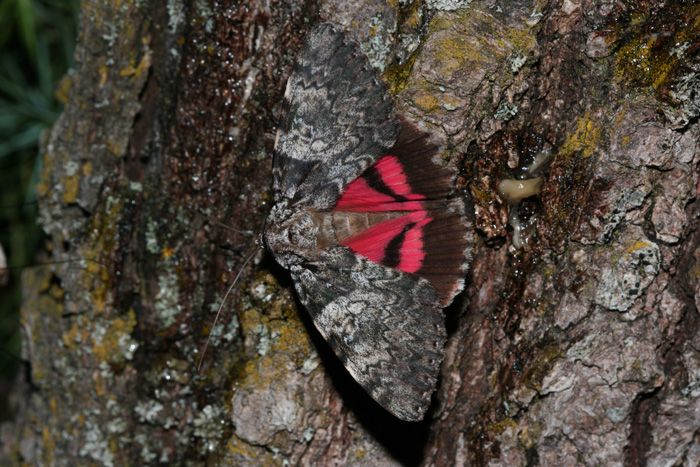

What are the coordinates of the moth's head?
(262, 202, 317, 269)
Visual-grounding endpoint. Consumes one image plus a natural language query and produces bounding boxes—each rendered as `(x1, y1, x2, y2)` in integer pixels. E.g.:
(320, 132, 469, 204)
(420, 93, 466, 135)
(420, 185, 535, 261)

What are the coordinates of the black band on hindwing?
(363, 166, 409, 203)
(383, 222, 415, 268)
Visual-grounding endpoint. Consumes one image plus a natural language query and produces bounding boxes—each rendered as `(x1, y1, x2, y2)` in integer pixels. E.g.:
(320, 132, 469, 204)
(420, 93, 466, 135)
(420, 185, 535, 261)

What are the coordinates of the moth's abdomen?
(312, 210, 405, 249)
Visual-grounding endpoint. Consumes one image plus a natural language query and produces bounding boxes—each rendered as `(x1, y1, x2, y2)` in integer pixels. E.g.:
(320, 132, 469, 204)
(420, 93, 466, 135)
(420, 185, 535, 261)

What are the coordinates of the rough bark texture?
(2, 0, 700, 465)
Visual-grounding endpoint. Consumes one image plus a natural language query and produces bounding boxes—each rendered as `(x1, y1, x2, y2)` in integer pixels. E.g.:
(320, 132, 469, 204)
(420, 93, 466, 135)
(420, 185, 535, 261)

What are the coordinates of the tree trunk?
(2, 0, 699, 465)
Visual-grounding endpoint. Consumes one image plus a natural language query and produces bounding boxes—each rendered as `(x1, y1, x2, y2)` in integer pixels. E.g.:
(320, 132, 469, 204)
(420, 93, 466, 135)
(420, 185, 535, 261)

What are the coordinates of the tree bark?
(2, 0, 700, 465)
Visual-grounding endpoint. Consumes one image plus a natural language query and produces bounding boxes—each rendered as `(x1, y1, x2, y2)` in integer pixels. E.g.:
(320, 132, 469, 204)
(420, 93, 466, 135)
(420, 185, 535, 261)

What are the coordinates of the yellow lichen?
(226, 434, 277, 464)
(82, 160, 93, 176)
(41, 427, 55, 465)
(232, 278, 314, 393)
(692, 263, 700, 280)
(431, 33, 486, 77)
(384, 49, 418, 95)
(470, 185, 495, 204)
(119, 49, 152, 79)
(55, 74, 72, 105)
(625, 240, 652, 254)
(518, 423, 543, 448)
(488, 417, 517, 435)
(62, 321, 83, 351)
(98, 65, 108, 88)
(558, 111, 604, 159)
(616, 4, 700, 94)
(412, 92, 441, 113)
(94, 369, 107, 397)
(402, 1, 422, 29)
(91, 309, 137, 363)
(62, 174, 80, 204)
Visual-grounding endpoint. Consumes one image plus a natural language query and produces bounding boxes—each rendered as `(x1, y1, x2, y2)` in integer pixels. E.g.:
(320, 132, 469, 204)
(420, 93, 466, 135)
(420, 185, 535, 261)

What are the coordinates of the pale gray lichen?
(606, 407, 628, 423)
(222, 314, 240, 342)
(159, 449, 171, 463)
(65, 160, 80, 177)
(425, 0, 472, 10)
(128, 181, 143, 192)
(99, 360, 114, 380)
(119, 333, 139, 360)
(106, 398, 120, 415)
(526, 8, 543, 26)
(255, 324, 277, 357)
(302, 427, 315, 442)
(134, 433, 158, 463)
(193, 404, 224, 452)
(510, 51, 527, 73)
(680, 348, 700, 398)
(442, 101, 459, 111)
(154, 272, 182, 328)
(599, 188, 649, 243)
(495, 101, 518, 121)
(145, 220, 160, 254)
(300, 354, 320, 375)
(207, 322, 225, 347)
(101, 23, 118, 50)
(167, 0, 186, 34)
(664, 70, 700, 129)
(79, 420, 115, 467)
(670, 42, 690, 59)
(359, 16, 397, 72)
(135, 399, 164, 424)
(595, 239, 661, 312)
(195, 0, 214, 33)
(252, 282, 274, 302)
(207, 294, 240, 343)
(106, 417, 127, 435)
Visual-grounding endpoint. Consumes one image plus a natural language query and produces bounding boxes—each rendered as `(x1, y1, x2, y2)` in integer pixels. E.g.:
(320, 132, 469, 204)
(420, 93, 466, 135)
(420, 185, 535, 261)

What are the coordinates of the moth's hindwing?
(291, 246, 447, 422)
(331, 116, 473, 307)
(272, 23, 400, 210)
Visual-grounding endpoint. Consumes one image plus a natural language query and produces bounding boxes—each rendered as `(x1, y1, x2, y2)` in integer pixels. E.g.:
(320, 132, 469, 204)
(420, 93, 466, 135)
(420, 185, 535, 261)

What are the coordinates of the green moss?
(629, 358, 646, 379)
(471, 185, 496, 204)
(522, 345, 564, 390)
(487, 417, 517, 435)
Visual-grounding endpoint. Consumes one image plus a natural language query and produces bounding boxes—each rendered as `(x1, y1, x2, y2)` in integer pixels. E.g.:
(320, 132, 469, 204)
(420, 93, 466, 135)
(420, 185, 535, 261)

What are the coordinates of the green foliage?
(0, 0, 79, 393)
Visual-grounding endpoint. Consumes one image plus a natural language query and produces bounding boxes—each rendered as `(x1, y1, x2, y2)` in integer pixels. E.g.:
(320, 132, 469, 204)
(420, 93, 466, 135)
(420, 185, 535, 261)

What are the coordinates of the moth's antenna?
(206, 219, 254, 237)
(141, 181, 255, 236)
(198, 245, 261, 370)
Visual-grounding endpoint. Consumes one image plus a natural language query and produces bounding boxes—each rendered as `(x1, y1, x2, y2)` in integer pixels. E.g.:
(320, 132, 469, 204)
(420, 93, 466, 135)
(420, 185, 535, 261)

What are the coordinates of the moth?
(262, 23, 472, 421)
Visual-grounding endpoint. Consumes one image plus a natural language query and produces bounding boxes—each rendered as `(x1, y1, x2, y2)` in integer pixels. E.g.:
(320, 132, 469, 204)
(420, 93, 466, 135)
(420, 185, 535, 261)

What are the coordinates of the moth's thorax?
(263, 202, 318, 269)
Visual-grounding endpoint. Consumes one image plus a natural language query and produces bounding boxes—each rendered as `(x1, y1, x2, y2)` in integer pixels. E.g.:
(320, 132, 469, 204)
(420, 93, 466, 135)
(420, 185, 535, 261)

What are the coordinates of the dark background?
(0, 0, 79, 419)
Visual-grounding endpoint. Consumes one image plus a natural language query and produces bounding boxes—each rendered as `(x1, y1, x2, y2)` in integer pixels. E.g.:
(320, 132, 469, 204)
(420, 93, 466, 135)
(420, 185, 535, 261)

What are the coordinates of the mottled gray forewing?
(290, 246, 446, 421)
(273, 23, 400, 210)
